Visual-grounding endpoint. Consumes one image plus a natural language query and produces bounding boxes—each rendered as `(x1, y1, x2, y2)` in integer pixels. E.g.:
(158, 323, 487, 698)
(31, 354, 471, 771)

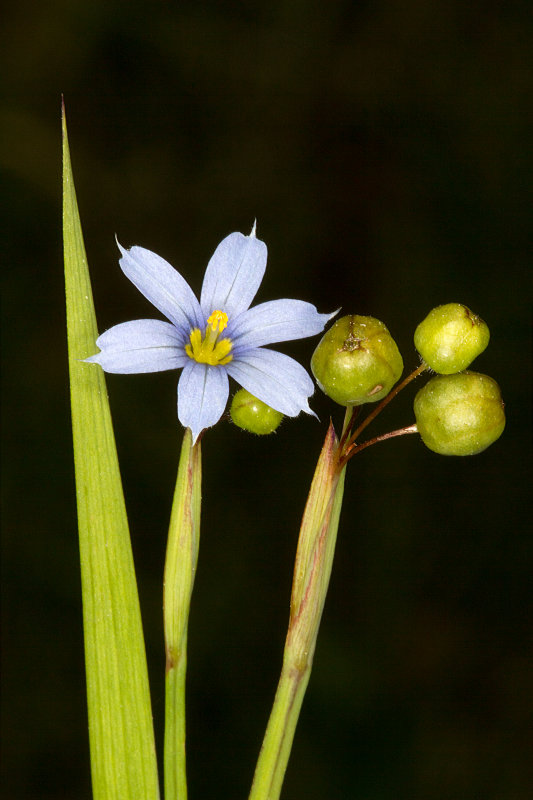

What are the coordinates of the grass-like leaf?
(62, 101, 160, 800)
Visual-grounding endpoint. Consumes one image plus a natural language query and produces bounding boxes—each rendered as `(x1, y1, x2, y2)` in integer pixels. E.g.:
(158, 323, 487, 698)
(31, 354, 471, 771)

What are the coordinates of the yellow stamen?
(185, 310, 233, 366)
(207, 310, 228, 333)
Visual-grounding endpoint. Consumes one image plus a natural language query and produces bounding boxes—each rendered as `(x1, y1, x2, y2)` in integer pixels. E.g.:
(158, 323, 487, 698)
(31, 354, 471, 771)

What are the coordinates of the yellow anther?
(185, 312, 233, 366)
(207, 310, 228, 333)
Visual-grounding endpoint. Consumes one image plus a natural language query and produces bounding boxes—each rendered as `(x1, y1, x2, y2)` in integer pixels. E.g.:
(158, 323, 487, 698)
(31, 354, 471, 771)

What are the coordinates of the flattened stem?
(249, 423, 346, 800)
(163, 428, 202, 800)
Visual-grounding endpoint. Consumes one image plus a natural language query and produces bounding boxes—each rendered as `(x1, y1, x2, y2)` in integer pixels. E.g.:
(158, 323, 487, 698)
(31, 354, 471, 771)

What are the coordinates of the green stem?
(165, 649, 188, 800)
(163, 429, 202, 800)
(249, 423, 346, 800)
(248, 658, 312, 800)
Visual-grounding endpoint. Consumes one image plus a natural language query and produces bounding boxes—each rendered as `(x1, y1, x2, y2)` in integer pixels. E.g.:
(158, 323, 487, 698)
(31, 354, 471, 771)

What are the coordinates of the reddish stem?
(343, 363, 427, 453)
(340, 423, 418, 466)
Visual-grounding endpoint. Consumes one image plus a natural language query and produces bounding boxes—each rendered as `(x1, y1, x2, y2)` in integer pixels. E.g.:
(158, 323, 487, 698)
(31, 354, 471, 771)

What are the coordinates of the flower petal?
(85, 319, 188, 373)
(118, 243, 203, 331)
(226, 348, 316, 417)
(200, 230, 267, 319)
(177, 361, 229, 443)
(229, 300, 336, 349)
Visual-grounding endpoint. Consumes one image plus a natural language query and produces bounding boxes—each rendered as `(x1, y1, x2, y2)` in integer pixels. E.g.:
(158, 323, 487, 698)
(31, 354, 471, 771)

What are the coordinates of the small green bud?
(311, 315, 404, 406)
(230, 389, 283, 435)
(414, 371, 505, 455)
(414, 303, 490, 374)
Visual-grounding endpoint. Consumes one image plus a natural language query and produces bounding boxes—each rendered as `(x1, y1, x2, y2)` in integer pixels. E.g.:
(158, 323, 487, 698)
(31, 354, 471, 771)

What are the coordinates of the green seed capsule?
(414, 371, 505, 455)
(311, 315, 403, 406)
(414, 303, 490, 374)
(230, 389, 283, 435)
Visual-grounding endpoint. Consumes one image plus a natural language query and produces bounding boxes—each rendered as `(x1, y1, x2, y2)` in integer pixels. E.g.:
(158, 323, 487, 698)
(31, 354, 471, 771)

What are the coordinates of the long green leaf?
(63, 101, 160, 800)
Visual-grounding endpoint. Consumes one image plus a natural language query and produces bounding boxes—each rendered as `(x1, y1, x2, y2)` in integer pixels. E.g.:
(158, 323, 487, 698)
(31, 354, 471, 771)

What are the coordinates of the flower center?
(185, 310, 233, 366)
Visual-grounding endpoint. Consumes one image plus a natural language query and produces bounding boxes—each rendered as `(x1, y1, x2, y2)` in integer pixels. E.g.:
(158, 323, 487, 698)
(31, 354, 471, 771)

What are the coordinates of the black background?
(2, 1, 532, 798)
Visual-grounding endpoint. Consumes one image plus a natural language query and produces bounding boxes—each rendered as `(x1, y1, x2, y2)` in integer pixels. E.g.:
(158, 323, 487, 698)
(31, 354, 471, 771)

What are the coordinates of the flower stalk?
(249, 422, 345, 800)
(163, 428, 202, 800)
(343, 362, 428, 454)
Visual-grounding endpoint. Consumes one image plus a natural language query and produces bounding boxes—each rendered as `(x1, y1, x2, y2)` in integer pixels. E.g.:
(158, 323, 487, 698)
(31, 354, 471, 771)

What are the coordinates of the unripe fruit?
(230, 389, 283, 435)
(414, 371, 505, 455)
(414, 303, 490, 374)
(311, 315, 403, 406)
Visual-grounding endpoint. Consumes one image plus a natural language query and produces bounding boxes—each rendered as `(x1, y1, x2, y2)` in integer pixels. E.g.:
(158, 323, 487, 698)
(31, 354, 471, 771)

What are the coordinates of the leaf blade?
(62, 101, 160, 800)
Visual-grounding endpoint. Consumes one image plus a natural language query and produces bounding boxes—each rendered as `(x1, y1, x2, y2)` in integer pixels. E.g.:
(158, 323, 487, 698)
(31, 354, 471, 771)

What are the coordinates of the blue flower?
(86, 226, 334, 443)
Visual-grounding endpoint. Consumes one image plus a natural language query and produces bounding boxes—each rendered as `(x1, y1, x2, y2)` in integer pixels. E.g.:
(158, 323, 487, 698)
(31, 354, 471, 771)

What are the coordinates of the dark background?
(2, 1, 532, 798)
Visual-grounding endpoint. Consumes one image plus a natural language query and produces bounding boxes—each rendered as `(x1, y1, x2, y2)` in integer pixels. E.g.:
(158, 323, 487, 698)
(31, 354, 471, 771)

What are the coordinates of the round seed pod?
(414, 371, 505, 455)
(311, 315, 403, 406)
(414, 303, 490, 374)
(230, 389, 283, 435)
